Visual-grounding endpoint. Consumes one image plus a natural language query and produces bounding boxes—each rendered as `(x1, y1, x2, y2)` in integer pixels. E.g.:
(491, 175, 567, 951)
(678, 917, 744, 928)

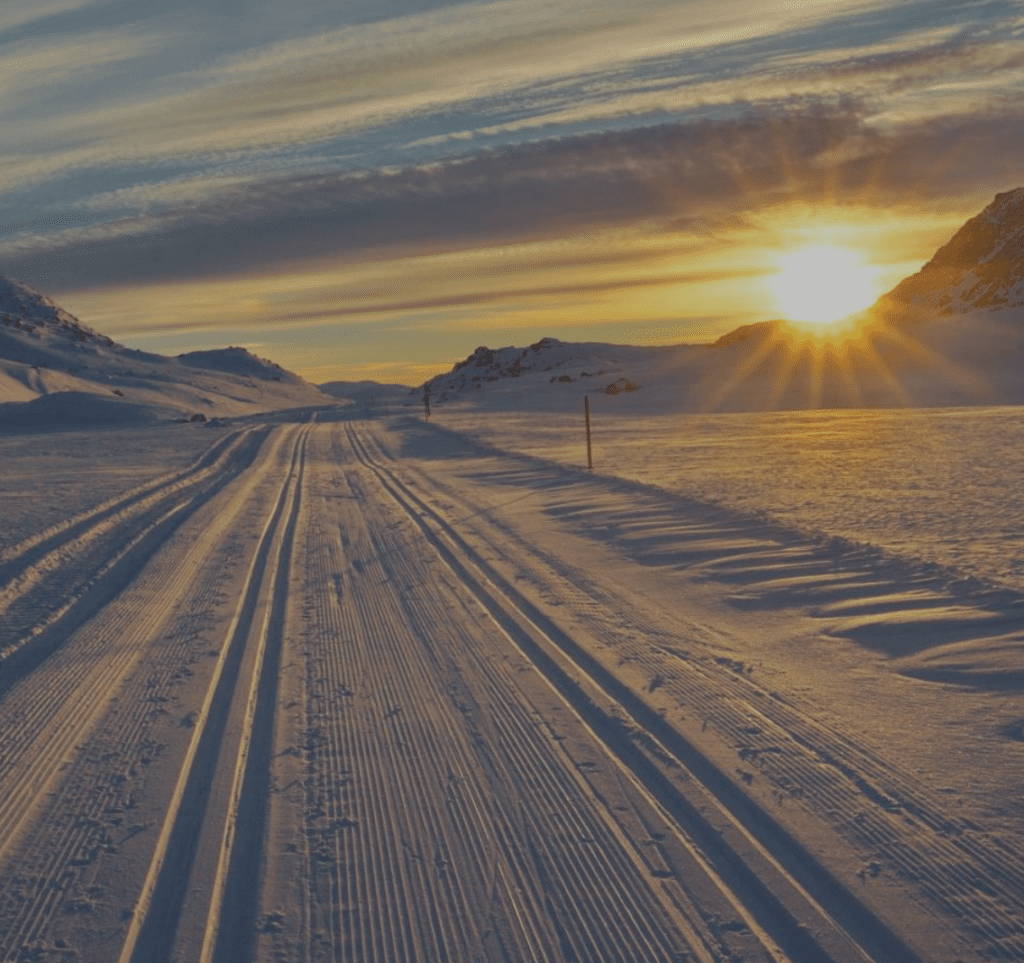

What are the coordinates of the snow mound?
(176, 346, 300, 383)
(898, 633, 1024, 689)
(0, 391, 173, 428)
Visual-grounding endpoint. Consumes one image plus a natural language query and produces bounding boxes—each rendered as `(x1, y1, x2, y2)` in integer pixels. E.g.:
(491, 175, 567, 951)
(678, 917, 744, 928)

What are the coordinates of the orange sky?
(1, 0, 1021, 384)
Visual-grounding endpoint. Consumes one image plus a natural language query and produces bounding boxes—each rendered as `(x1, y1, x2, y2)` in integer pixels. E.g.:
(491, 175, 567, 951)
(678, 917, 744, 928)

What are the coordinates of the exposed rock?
(605, 378, 638, 395)
(876, 187, 1024, 324)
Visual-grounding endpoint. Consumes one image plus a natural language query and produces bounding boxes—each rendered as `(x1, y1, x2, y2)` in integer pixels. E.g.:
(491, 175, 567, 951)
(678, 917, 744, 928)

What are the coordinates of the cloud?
(68, 172, 261, 213)
(0, 23, 175, 112)
(249, 269, 761, 326)
(0, 0, 112, 37)
(0, 0, 933, 193)
(4, 99, 1021, 295)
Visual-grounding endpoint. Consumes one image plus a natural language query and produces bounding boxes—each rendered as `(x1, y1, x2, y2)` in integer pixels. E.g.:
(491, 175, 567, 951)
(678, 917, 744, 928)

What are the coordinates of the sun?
(769, 245, 877, 326)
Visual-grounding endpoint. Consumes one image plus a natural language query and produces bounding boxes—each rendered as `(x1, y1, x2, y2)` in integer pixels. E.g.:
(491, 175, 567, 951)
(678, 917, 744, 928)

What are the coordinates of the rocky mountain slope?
(420, 337, 654, 403)
(874, 187, 1024, 323)
(0, 276, 328, 425)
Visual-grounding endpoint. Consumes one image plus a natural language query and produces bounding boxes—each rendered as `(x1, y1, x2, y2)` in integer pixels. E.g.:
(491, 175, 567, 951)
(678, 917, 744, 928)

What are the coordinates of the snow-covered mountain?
(421, 188, 1024, 414)
(875, 187, 1024, 324)
(0, 276, 328, 426)
(319, 378, 411, 400)
(421, 337, 654, 403)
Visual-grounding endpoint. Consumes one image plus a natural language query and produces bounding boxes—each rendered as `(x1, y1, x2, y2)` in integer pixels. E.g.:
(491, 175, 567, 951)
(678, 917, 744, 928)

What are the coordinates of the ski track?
(336, 424, 892, 963)
(267, 423, 716, 963)
(0, 425, 299, 961)
(0, 427, 268, 676)
(373, 420, 1024, 963)
(0, 416, 1020, 961)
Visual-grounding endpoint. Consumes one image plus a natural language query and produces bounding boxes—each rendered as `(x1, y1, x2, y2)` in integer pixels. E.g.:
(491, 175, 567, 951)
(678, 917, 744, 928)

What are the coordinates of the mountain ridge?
(419, 187, 1024, 412)
(874, 187, 1024, 323)
(0, 276, 329, 425)
(3, 185, 1023, 422)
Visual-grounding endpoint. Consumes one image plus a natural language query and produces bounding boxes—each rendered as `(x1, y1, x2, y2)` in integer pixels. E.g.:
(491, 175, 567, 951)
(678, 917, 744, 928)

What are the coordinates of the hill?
(421, 189, 1024, 414)
(0, 277, 329, 426)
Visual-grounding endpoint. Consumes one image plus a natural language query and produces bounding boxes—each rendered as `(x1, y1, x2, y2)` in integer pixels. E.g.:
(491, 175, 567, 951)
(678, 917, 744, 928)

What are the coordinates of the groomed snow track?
(337, 423, 916, 963)
(0, 416, 1019, 962)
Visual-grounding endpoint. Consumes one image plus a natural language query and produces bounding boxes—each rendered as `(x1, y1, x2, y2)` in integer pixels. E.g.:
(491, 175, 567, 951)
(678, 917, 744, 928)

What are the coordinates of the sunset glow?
(0, 0, 1017, 381)
(769, 245, 878, 326)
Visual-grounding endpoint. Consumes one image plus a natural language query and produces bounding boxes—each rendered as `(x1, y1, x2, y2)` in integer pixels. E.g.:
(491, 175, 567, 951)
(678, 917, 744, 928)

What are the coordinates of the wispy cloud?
(3, 0, 1019, 381)
(4, 99, 1020, 295)
(0, 0, 112, 37)
(0, 24, 175, 111)
(0, 0, 963, 194)
(68, 172, 261, 212)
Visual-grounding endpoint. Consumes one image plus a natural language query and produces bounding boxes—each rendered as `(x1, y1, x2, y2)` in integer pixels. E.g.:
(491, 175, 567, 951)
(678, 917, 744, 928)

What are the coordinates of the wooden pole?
(584, 394, 593, 470)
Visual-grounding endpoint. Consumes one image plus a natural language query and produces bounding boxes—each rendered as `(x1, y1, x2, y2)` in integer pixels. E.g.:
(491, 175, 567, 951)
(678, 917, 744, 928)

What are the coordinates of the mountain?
(176, 346, 304, 384)
(421, 337, 657, 403)
(0, 276, 329, 426)
(874, 187, 1024, 324)
(420, 188, 1024, 414)
(319, 378, 412, 400)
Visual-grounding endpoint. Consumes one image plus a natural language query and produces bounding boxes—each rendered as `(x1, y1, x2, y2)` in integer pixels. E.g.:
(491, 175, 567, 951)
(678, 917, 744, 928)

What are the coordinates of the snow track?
(118, 423, 310, 963)
(366, 420, 1024, 963)
(0, 416, 1020, 962)
(0, 427, 267, 684)
(267, 424, 717, 963)
(336, 423, 906, 963)
(0, 423, 302, 961)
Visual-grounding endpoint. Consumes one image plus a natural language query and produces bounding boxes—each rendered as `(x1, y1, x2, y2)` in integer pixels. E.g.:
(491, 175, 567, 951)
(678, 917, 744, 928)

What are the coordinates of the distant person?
(423, 387, 431, 421)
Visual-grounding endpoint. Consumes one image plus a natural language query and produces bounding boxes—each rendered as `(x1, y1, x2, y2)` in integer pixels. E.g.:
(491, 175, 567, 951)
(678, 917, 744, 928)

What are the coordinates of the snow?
(0, 276, 331, 419)
(421, 306, 1024, 413)
(0, 390, 179, 428)
(0, 424, 214, 555)
(176, 346, 298, 382)
(0, 407, 1021, 962)
(431, 404, 1024, 593)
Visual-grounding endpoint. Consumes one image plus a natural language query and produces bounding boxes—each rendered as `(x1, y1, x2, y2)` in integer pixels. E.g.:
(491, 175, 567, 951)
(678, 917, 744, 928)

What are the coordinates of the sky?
(1, 0, 1022, 385)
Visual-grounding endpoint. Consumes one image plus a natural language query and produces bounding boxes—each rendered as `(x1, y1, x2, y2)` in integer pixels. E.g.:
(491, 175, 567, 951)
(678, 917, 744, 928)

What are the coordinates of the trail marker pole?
(584, 394, 593, 470)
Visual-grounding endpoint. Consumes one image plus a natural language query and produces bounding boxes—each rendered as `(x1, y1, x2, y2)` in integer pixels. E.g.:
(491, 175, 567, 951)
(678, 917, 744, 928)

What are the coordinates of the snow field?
(0, 426, 221, 556)
(0, 413, 1021, 962)
(0, 425, 297, 958)
(374, 414, 1024, 961)
(430, 405, 1024, 594)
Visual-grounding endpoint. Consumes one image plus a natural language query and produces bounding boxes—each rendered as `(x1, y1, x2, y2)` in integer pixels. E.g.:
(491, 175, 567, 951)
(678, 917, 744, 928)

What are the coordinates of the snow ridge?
(0, 276, 115, 348)
(0, 274, 329, 422)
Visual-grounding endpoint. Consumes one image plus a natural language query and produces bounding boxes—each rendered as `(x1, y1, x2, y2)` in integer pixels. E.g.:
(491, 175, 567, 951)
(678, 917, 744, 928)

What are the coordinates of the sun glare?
(769, 245, 876, 326)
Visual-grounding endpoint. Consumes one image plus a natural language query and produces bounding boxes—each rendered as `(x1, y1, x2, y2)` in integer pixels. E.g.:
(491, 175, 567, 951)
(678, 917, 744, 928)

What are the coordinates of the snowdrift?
(0, 391, 173, 427)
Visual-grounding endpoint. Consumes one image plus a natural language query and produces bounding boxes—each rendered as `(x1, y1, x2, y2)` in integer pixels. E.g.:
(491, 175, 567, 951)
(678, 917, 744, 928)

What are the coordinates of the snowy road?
(0, 415, 1022, 962)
